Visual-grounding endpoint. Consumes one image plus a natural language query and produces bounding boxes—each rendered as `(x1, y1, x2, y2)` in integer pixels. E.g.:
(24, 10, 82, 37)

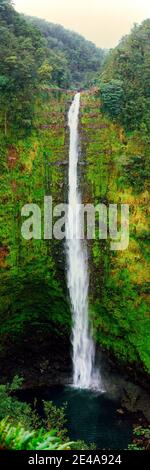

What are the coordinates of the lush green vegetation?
(0, 0, 73, 375)
(85, 20, 150, 374)
(0, 0, 104, 135)
(0, 0, 53, 134)
(0, 88, 71, 353)
(25, 15, 105, 88)
(0, 0, 149, 376)
(0, 419, 73, 450)
(128, 426, 150, 450)
(0, 0, 149, 377)
(0, 0, 149, 451)
(0, 0, 104, 137)
(0, 376, 149, 450)
(99, 20, 150, 132)
(0, 376, 96, 450)
(80, 90, 150, 374)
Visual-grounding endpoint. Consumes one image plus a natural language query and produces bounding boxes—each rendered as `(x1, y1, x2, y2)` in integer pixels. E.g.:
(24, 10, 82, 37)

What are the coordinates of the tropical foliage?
(99, 20, 150, 132)
(0, 419, 73, 450)
(0, 376, 96, 450)
(0, 0, 149, 452)
(26, 15, 105, 88)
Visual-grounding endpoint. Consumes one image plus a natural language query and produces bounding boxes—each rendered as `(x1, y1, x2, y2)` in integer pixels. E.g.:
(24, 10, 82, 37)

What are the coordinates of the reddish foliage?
(0, 246, 9, 267)
(7, 145, 18, 169)
(11, 180, 17, 192)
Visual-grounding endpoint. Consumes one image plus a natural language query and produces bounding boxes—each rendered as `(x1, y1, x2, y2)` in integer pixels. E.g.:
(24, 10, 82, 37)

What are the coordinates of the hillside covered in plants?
(25, 15, 105, 88)
(0, 0, 149, 451)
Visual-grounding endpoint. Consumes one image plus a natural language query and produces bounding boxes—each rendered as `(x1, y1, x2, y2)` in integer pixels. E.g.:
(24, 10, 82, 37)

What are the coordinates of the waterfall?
(66, 93, 102, 390)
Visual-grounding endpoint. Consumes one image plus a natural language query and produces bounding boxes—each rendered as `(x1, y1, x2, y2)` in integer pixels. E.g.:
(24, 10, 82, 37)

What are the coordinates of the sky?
(14, 0, 150, 49)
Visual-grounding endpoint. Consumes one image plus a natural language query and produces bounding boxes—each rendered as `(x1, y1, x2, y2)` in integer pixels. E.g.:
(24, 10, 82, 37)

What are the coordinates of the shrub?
(0, 419, 74, 450)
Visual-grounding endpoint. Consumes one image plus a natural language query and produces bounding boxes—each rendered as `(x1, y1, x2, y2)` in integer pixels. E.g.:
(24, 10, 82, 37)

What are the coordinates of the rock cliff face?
(0, 89, 149, 388)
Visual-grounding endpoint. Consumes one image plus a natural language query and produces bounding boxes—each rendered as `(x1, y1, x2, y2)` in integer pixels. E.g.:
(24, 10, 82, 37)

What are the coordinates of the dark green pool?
(18, 385, 133, 449)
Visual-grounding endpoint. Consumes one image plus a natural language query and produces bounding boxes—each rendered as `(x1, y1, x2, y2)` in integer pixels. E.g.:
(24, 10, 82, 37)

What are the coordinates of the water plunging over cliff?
(66, 93, 103, 390)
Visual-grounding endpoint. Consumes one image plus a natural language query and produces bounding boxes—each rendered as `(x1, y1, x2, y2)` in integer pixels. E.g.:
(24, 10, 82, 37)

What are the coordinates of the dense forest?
(100, 20, 150, 132)
(0, 0, 149, 452)
(25, 15, 105, 88)
(0, 0, 104, 136)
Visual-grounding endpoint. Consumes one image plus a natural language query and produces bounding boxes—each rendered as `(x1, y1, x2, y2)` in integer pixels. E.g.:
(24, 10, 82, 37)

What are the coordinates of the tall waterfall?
(66, 93, 102, 390)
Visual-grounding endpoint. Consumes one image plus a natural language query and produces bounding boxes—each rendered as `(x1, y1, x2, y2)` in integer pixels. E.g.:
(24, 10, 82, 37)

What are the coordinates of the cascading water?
(66, 93, 103, 390)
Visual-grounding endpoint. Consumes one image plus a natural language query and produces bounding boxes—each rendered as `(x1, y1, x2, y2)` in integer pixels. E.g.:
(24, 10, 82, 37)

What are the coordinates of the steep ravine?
(0, 90, 149, 420)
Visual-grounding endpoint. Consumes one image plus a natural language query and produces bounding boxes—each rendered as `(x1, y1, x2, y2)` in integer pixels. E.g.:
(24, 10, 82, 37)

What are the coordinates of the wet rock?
(121, 384, 150, 422)
(117, 408, 125, 415)
(97, 350, 150, 423)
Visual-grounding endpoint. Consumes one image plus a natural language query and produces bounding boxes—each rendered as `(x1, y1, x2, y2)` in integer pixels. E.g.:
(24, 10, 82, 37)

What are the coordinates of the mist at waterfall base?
(66, 93, 103, 391)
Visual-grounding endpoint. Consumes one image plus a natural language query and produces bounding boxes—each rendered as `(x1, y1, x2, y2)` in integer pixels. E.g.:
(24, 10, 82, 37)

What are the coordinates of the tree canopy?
(25, 15, 105, 88)
(99, 20, 150, 132)
(0, 0, 104, 134)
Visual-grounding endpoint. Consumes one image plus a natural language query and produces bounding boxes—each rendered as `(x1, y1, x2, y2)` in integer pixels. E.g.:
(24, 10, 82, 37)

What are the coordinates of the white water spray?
(66, 93, 103, 390)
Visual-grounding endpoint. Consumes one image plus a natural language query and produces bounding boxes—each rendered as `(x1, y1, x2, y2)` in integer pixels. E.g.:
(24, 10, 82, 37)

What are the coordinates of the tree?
(26, 16, 105, 88)
(0, 1, 53, 133)
(100, 19, 150, 131)
(100, 80, 124, 119)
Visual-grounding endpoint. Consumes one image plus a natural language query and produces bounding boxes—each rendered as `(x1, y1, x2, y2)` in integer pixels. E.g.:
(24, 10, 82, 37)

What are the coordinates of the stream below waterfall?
(17, 386, 133, 449)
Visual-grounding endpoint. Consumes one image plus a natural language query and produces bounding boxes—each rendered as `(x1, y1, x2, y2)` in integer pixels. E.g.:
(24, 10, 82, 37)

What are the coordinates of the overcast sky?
(14, 0, 150, 48)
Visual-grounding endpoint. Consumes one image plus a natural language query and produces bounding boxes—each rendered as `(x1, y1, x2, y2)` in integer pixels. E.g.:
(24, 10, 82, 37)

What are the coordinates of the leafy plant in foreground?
(0, 419, 74, 450)
(128, 426, 150, 450)
(0, 376, 33, 428)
